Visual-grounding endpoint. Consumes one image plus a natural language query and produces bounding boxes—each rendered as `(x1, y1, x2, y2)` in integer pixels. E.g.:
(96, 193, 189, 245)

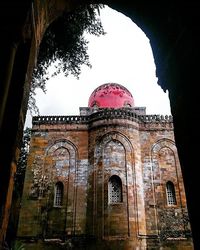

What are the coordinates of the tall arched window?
(54, 182, 63, 207)
(108, 175, 122, 204)
(166, 181, 177, 206)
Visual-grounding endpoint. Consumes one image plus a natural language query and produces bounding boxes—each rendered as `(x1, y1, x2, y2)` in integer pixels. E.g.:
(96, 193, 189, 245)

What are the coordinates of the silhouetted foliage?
(15, 127, 31, 197)
(28, 4, 105, 114)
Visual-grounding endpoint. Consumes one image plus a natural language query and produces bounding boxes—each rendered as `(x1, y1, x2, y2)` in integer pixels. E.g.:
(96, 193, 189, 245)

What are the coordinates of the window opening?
(108, 175, 122, 203)
(54, 182, 63, 207)
(166, 181, 177, 206)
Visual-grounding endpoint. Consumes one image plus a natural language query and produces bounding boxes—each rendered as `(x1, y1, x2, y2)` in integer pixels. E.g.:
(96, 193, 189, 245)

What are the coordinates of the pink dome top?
(88, 83, 134, 108)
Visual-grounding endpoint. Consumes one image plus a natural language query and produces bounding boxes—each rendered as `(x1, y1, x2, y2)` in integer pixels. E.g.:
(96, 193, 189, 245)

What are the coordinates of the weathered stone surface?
(17, 108, 193, 249)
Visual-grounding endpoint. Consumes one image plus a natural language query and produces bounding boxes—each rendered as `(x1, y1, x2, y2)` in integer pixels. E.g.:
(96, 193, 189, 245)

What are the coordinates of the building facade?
(17, 83, 193, 249)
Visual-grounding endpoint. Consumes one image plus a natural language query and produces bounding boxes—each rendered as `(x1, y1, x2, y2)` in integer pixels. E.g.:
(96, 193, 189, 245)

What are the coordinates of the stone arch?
(47, 139, 78, 157)
(151, 138, 181, 195)
(41, 139, 78, 184)
(0, 0, 198, 247)
(152, 138, 176, 157)
(151, 138, 187, 238)
(43, 139, 78, 236)
(94, 131, 135, 191)
(90, 131, 139, 238)
(94, 131, 134, 158)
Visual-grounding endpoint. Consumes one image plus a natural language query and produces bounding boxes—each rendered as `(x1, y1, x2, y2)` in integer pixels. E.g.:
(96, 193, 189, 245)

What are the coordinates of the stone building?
(17, 83, 193, 249)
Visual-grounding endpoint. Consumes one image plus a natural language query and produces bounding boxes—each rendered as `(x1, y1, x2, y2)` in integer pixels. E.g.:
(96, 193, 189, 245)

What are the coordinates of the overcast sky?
(25, 5, 171, 128)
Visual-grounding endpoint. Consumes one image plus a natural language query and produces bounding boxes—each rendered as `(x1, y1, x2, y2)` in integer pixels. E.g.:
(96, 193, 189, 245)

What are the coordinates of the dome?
(88, 83, 134, 108)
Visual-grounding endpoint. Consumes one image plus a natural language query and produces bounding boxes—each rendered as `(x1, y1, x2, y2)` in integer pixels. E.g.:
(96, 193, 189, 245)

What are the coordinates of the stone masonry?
(17, 83, 193, 249)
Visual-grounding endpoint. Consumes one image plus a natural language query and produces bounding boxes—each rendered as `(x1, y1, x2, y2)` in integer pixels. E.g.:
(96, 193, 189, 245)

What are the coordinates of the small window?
(166, 181, 177, 206)
(124, 102, 132, 107)
(108, 175, 122, 204)
(54, 182, 63, 207)
(92, 101, 99, 108)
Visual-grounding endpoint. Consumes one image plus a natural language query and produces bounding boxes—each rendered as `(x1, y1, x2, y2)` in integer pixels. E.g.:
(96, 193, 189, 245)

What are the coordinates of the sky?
(25, 5, 171, 128)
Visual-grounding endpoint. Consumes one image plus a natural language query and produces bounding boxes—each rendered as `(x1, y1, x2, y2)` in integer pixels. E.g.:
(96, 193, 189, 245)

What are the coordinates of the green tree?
(29, 4, 105, 114)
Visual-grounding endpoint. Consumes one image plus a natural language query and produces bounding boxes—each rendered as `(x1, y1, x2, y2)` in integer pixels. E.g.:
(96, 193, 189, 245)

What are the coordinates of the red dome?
(88, 83, 134, 108)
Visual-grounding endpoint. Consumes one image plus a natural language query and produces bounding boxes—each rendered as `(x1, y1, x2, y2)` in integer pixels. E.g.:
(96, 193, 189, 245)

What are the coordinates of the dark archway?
(0, 1, 199, 248)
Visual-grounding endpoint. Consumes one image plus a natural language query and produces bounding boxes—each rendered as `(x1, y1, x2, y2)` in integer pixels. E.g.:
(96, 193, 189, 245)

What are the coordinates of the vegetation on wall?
(15, 128, 31, 197)
(28, 4, 105, 114)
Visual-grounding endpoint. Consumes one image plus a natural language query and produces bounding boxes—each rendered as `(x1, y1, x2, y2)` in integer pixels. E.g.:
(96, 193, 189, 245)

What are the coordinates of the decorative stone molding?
(32, 115, 89, 125)
(29, 140, 78, 199)
(32, 109, 173, 129)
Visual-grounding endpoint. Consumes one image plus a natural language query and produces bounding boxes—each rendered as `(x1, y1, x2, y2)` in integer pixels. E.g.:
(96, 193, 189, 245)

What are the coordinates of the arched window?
(166, 181, 177, 206)
(54, 182, 63, 207)
(108, 175, 122, 204)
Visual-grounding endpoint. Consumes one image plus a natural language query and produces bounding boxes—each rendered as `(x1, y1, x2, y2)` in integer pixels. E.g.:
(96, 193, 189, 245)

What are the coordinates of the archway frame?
(0, 0, 198, 247)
